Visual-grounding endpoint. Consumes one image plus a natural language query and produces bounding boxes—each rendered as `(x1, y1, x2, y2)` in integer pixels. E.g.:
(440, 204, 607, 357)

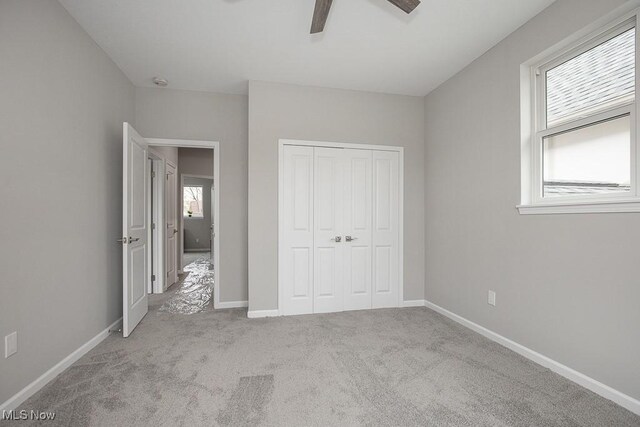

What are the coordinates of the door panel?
(313, 147, 343, 313)
(130, 245, 147, 303)
(122, 123, 149, 337)
(281, 146, 314, 315)
(292, 247, 312, 298)
(372, 151, 400, 308)
(343, 149, 373, 311)
(166, 162, 177, 287)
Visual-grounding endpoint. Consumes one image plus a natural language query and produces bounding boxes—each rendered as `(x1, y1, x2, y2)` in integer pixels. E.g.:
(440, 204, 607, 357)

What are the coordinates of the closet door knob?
(331, 236, 342, 242)
(345, 236, 357, 242)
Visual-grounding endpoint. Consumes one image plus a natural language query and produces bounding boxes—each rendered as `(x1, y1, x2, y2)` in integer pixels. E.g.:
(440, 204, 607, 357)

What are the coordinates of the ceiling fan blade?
(310, 0, 333, 34)
(386, 0, 421, 14)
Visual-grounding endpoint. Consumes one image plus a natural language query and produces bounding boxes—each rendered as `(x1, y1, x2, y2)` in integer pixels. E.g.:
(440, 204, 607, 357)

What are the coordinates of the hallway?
(154, 255, 214, 315)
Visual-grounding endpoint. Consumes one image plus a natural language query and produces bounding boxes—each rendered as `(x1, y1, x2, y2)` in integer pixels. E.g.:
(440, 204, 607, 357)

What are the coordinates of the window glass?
(546, 28, 635, 127)
(543, 115, 631, 197)
(183, 186, 204, 217)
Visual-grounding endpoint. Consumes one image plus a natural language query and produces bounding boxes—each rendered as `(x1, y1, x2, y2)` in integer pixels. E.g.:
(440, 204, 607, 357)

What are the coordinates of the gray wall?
(178, 147, 213, 177)
(135, 88, 248, 303)
(423, 0, 640, 400)
(248, 81, 425, 311)
(0, 0, 135, 405)
(183, 177, 213, 252)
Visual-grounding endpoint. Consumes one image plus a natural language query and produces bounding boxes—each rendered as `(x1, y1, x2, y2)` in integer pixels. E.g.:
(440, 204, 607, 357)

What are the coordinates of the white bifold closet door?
(371, 150, 400, 309)
(281, 145, 315, 316)
(281, 145, 399, 316)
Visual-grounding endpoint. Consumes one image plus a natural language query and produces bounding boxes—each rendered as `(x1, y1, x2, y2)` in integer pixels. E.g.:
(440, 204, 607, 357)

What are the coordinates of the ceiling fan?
(310, 0, 420, 34)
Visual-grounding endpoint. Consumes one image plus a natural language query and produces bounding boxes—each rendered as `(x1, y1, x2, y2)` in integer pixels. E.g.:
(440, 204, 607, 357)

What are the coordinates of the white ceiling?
(59, 0, 556, 96)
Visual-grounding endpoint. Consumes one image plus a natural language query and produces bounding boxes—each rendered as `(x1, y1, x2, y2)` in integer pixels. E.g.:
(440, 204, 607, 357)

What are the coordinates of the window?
(183, 186, 204, 218)
(520, 14, 640, 214)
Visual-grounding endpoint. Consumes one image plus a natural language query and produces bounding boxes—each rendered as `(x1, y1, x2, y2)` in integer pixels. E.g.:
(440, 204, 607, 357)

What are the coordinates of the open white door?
(122, 123, 149, 337)
(165, 162, 178, 286)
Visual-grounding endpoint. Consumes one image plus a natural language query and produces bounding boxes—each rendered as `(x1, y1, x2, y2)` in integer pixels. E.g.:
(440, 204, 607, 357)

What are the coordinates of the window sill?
(517, 199, 640, 215)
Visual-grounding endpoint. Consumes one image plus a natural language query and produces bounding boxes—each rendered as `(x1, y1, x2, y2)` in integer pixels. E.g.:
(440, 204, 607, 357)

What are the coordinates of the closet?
(279, 142, 402, 316)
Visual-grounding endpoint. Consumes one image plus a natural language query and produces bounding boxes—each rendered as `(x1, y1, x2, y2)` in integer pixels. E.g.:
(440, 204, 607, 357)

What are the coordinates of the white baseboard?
(247, 309, 280, 319)
(0, 317, 123, 412)
(402, 299, 427, 307)
(424, 300, 640, 415)
(215, 300, 248, 309)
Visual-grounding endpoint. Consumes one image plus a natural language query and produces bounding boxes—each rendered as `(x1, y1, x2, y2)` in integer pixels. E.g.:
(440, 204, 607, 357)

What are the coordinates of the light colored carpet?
(19, 300, 639, 426)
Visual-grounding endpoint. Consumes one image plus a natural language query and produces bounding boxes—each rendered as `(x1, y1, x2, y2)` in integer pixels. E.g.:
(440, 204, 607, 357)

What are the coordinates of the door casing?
(146, 138, 221, 308)
(165, 161, 178, 287)
(278, 139, 404, 315)
(147, 149, 166, 294)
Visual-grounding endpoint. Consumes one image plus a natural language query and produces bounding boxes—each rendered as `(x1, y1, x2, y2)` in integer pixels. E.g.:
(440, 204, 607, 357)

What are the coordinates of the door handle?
(345, 236, 358, 242)
(116, 237, 127, 244)
(173, 229, 178, 235)
(128, 237, 140, 243)
(331, 236, 342, 242)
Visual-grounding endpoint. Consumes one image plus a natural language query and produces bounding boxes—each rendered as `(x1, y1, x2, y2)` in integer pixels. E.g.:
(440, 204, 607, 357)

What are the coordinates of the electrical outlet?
(488, 291, 496, 307)
(5, 332, 17, 358)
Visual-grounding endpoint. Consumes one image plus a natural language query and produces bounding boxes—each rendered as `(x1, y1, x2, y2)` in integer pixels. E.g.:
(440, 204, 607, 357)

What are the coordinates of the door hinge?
(166, 174, 169, 180)
(151, 171, 156, 178)
(167, 272, 169, 277)
(152, 223, 156, 230)
(151, 274, 156, 282)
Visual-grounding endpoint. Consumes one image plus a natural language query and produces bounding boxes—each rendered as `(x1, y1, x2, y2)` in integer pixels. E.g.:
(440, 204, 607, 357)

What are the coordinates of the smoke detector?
(152, 77, 168, 87)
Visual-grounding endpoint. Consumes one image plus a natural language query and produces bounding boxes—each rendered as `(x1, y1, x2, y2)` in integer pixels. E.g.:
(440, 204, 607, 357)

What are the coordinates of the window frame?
(520, 12, 640, 214)
(183, 185, 205, 218)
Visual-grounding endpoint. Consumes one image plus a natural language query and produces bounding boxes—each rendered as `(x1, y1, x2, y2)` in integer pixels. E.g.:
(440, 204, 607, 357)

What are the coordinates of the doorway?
(121, 122, 220, 337)
(181, 175, 215, 268)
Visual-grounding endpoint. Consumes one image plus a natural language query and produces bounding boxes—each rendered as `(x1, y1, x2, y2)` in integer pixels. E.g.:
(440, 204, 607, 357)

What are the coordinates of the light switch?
(5, 332, 17, 358)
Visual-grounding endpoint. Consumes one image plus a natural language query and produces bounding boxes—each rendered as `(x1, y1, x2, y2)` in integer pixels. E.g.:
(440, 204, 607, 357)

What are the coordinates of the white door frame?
(278, 139, 404, 314)
(147, 148, 166, 294)
(180, 173, 215, 267)
(147, 138, 221, 309)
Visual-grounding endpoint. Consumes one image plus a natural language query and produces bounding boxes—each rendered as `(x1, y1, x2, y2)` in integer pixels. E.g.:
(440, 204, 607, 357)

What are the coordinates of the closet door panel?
(314, 147, 344, 313)
(343, 149, 373, 311)
(281, 146, 314, 315)
(372, 151, 400, 308)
